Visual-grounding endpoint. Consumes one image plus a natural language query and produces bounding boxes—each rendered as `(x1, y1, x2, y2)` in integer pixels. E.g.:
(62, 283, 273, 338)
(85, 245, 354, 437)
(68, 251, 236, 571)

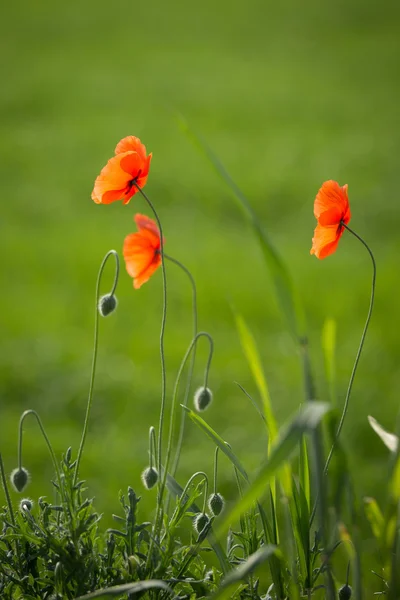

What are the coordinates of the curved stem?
(163, 254, 198, 479)
(0, 453, 15, 526)
(213, 447, 219, 494)
(18, 410, 62, 491)
(74, 249, 119, 484)
(324, 223, 376, 475)
(162, 332, 214, 501)
(134, 185, 167, 482)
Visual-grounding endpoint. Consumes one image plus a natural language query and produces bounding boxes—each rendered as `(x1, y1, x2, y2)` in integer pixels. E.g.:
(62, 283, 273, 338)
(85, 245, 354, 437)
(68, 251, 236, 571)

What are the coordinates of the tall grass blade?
(211, 545, 279, 599)
(181, 406, 249, 481)
(322, 317, 337, 406)
(215, 402, 330, 539)
(178, 117, 305, 341)
(74, 580, 173, 599)
(233, 310, 277, 441)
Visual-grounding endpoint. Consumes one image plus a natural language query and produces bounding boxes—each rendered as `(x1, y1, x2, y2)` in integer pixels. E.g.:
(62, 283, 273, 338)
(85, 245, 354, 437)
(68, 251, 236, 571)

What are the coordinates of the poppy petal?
(133, 255, 162, 289)
(310, 223, 343, 259)
(115, 136, 147, 160)
(314, 180, 349, 221)
(91, 153, 135, 204)
(123, 233, 155, 277)
(119, 152, 143, 177)
(135, 213, 160, 235)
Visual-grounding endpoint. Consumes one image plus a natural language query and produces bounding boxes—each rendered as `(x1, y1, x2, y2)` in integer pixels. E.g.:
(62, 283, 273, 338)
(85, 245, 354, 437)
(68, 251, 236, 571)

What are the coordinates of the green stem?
(213, 447, 219, 494)
(74, 249, 119, 484)
(161, 332, 214, 512)
(163, 254, 198, 479)
(0, 453, 15, 526)
(324, 223, 376, 474)
(18, 410, 62, 491)
(134, 185, 167, 482)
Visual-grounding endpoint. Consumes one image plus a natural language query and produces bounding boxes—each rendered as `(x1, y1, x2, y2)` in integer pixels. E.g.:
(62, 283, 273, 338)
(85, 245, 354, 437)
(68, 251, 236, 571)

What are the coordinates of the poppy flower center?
(126, 170, 142, 194)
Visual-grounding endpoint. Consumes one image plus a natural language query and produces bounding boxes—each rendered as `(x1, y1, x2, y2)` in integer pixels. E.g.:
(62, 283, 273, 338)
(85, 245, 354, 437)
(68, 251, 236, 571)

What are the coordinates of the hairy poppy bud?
(20, 498, 33, 512)
(208, 493, 224, 516)
(194, 387, 213, 412)
(10, 467, 30, 493)
(193, 512, 210, 534)
(339, 584, 352, 600)
(98, 294, 118, 317)
(141, 467, 158, 490)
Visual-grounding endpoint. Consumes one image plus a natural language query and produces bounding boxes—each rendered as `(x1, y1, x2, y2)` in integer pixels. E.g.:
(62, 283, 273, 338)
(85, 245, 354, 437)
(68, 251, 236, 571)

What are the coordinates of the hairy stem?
(74, 249, 119, 484)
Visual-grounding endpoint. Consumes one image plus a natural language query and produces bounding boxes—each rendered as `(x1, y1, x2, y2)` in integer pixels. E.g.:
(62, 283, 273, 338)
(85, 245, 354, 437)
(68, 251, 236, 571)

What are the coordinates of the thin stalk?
(134, 185, 167, 482)
(162, 332, 214, 508)
(74, 249, 119, 484)
(0, 453, 15, 526)
(310, 223, 376, 527)
(133, 185, 168, 570)
(163, 254, 198, 479)
(213, 447, 219, 494)
(324, 223, 376, 475)
(18, 410, 62, 491)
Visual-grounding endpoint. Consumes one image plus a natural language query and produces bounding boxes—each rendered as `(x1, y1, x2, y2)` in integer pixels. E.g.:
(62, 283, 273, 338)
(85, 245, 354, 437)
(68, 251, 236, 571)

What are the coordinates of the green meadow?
(1, 0, 400, 592)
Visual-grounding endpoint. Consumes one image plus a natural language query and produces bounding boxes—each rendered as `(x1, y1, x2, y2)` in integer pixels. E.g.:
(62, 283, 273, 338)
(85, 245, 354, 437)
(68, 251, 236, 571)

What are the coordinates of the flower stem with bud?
(74, 249, 119, 485)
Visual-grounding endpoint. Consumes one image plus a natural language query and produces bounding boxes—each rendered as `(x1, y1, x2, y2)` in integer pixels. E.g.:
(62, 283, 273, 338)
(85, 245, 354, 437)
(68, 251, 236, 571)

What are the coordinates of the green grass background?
(1, 0, 400, 590)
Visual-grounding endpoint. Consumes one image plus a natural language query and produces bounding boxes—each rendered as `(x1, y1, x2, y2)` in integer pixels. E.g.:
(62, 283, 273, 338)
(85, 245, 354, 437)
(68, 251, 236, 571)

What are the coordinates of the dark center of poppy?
(125, 170, 142, 194)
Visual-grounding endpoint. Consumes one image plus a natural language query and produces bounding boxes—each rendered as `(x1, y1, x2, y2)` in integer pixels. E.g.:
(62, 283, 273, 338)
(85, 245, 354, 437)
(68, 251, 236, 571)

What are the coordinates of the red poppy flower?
(123, 214, 163, 289)
(92, 136, 152, 205)
(310, 180, 351, 259)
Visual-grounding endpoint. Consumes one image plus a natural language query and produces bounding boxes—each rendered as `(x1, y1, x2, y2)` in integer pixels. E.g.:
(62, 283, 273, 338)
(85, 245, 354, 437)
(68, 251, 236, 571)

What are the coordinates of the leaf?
(181, 406, 249, 481)
(364, 497, 384, 540)
(322, 318, 337, 405)
(210, 545, 279, 599)
(178, 116, 305, 341)
(368, 416, 398, 452)
(215, 402, 331, 540)
(233, 311, 277, 441)
(74, 580, 173, 599)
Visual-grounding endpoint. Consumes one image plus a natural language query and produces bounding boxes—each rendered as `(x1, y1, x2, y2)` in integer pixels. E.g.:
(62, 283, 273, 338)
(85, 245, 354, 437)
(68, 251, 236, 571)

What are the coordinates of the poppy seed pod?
(193, 512, 210, 534)
(339, 584, 352, 600)
(98, 294, 118, 317)
(141, 466, 158, 490)
(10, 467, 30, 493)
(208, 492, 225, 516)
(194, 387, 213, 412)
(20, 498, 33, 512)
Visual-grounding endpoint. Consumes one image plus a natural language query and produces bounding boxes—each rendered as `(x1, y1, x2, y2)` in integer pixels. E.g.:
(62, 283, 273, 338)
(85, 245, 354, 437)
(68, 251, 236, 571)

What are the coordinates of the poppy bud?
(193, 512, 210, 534)
(339, 584, 352, 600)
(10, 467, 30, 493)
(194, 387, 213, 412)
(98, 294, 118, 317)
(19, 498, 33, 512)
(141, 466, 158, 490)
(208, 493, 225, 516)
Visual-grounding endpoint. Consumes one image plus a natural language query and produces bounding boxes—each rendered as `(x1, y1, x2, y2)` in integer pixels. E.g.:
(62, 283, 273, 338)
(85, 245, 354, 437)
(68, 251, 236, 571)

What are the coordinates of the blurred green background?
(1, 0, 400, 590)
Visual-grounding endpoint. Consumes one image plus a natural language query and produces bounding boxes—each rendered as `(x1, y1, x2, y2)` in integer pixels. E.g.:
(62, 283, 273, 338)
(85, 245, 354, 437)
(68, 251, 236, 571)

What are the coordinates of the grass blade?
(74, 580, 173, 599)
(178, 117, 305, 341)
(233, 310, 277, 441)
(211, 545, 279, 599)
(322, 317, 337, 406)
(181, 405, 249, 481)
(215, 402, 330, 540)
